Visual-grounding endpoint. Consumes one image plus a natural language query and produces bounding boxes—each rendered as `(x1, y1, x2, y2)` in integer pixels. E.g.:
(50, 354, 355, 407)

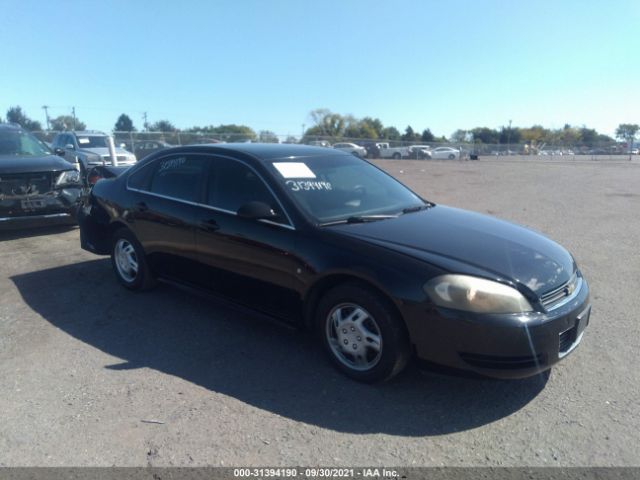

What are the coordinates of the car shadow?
(11, 259, 549, 436)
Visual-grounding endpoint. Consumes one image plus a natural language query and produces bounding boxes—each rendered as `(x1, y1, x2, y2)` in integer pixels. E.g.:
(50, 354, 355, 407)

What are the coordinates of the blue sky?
(2, 0, 638, 137)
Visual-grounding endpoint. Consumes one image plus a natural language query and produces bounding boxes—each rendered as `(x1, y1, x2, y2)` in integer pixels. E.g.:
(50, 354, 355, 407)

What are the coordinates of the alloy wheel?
(325, 303, 383, 371)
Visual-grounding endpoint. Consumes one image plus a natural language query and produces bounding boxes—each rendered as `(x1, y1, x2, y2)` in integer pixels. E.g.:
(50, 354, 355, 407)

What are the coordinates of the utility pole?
(507, 119, 512, 155)
(42, 105, 50, 131)
(71, 106, 77, 130)
(142, 112, 148, 131)
(301, 123, 305, 140)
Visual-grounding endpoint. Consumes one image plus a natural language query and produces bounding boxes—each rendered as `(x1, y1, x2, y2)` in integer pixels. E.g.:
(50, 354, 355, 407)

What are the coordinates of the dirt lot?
(1, 157, 639, 467)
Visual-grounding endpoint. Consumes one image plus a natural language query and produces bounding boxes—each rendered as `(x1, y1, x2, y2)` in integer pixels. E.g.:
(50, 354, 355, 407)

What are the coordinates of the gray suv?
(51, 131, 137, 173)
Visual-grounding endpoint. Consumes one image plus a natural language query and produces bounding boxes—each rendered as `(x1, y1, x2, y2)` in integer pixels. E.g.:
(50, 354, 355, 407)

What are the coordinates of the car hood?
(329, 205, 575, 295)
(0, 154, 74, 174)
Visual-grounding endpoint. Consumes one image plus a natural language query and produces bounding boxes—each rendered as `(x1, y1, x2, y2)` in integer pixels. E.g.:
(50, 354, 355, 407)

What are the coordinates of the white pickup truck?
(378, 143, 412, 159)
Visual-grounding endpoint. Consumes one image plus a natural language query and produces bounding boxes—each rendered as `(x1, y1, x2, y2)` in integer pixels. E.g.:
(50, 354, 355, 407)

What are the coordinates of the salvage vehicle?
(0, 123, 82, 229)
(78, 144, 591, 382)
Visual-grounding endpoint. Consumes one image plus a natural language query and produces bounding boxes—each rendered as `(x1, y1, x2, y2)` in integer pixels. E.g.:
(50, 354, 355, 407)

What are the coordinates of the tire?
(110, 227, 157, 291)
(392, 152, 401, 159)
(316, 282, 411, 383)
(448, 154, 455, 160)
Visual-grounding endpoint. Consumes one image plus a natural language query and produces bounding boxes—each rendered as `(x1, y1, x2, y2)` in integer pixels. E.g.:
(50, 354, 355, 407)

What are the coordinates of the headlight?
(56, 170, 81, 186)
(424, 274, 533, 314)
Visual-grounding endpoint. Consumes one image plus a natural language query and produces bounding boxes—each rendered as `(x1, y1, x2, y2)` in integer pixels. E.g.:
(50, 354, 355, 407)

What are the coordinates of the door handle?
(199, 218, 219, 232)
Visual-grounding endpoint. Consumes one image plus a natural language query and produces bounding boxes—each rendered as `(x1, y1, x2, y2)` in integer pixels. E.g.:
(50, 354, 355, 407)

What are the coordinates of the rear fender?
(78, 196, 113, 255)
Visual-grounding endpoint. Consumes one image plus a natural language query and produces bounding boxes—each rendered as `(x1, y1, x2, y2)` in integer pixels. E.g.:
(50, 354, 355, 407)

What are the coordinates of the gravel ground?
(0, 157, 638, 467)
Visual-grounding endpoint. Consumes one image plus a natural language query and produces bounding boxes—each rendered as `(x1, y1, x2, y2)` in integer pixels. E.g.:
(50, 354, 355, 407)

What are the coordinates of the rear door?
(126, 154, 207, 280)
(193, 155, 301, 321)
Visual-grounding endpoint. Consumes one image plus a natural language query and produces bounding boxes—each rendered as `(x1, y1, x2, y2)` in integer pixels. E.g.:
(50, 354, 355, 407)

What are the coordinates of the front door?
(194, 155, 302, 322)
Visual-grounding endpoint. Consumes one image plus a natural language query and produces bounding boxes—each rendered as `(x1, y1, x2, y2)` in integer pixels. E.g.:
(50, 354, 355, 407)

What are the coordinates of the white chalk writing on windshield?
(286, 180, 333, 192)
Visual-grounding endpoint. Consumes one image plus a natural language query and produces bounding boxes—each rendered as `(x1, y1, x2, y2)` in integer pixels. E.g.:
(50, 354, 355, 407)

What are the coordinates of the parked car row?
(308, 140, 462, 160)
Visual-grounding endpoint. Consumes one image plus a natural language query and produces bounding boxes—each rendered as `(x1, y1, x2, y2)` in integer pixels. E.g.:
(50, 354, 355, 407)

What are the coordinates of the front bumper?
(0, 188, 81, 230)
(404, 278, 591, 379)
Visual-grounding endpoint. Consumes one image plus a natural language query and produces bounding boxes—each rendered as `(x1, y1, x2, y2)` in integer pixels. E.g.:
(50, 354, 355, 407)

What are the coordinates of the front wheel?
(316, 283, 411, 383)
(392, 152, 401, 159)
(110, 228, 157, 291)
(448, 153, 455, 159)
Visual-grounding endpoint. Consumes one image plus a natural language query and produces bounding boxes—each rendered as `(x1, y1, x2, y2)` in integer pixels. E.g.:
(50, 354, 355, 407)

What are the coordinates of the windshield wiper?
(319, 214, 398, 226)
(401, 203, 435, 214)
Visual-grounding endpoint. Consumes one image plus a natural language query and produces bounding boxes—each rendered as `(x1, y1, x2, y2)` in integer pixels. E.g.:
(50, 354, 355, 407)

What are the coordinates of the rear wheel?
(448, 153, 455, 159)
(316, 283, 410, 383)
(392, 152, 401, 159)
(110, 228, 157, 291)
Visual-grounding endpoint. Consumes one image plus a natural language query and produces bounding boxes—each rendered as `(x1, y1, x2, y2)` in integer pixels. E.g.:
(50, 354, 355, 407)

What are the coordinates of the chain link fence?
(31, 130, 635, 161)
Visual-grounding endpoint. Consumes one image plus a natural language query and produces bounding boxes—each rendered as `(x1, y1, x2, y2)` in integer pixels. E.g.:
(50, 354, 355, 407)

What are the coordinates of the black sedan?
(78, 144, 590, 382)
(0, 124, 81, 229)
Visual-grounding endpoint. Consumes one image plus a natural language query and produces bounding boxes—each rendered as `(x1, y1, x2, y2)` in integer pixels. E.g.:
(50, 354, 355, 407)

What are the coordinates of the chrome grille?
(0, 172, 52, 197)
(540, 273, 581, 311)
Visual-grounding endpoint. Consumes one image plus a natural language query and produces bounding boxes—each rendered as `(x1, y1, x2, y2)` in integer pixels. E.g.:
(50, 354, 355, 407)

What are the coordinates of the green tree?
(307, 109, 346, 138)
(381, 126, 401, 141)
(499, 126, 521, 146)
(470, 127, 499, 144)
(449, 129, 467, 143)
(359, 117, 384, 138)
(149, 120, 177, 132)
(6, 106, 42, 131)
(615, 123, 639, 157)
(520, 125, 548, 145)
(115, 114, 136, 132)
(401, 126, 419, 142)
(259, 130, 279, 143)
(344, 119, 378, 139)
(51, 115, 86, 131)
(421, 128, 435, 142)
(578, 126, 598, 145)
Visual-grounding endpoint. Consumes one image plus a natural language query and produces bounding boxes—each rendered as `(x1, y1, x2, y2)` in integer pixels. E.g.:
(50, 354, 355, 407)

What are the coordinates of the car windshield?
(76, 136, 108, 148)
(269, 155, 426, 223)
(0, 129, 51, 157)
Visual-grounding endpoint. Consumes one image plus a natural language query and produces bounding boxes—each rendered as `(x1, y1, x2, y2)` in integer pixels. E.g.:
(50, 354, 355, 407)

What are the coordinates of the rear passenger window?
(148, 156, 206, 202)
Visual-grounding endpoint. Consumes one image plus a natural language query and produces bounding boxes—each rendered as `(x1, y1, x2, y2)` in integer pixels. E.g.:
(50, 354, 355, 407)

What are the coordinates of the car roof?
(182, 143, 352, 161)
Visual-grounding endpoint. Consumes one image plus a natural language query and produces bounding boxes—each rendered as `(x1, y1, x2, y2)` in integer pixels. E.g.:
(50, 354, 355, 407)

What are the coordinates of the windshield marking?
(286, 180, 332, 191)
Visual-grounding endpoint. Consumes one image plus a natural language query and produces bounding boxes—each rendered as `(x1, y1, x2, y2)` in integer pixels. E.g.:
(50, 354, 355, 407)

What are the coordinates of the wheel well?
(302, 274, 404, 330)
(107, 221, 130, 241)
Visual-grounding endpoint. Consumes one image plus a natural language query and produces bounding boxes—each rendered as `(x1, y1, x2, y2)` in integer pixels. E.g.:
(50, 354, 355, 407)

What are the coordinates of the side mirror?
(54, 147, 65, 156)
(237, 201, 277, 220)
(65, 144, 75, 150)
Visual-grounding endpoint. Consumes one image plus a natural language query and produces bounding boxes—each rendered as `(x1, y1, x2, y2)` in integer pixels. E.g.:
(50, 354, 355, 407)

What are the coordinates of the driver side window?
(206, 157, 288, 224)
